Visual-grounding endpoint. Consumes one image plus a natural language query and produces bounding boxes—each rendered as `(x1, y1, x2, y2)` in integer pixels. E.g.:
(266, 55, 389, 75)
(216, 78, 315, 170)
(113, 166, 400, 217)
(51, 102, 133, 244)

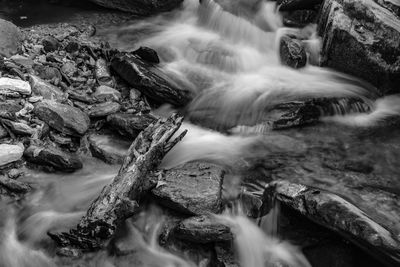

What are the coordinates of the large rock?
(88, 134, 130, 164)
(106, 113, 157, 138)
(264, 180, 400, 266)
(34, 100, 90, 136)
(0, 78, 31, 96)
(89, 0, 184, 16)
(0, 144, 24, 167)
(24, 144, 83, 172)
(152, 162, 224, 215)
(111, 54, 193, 107)
(279, 35, 307, 69)
(319, 0, 400, 94)
(0, 18, 23, 57)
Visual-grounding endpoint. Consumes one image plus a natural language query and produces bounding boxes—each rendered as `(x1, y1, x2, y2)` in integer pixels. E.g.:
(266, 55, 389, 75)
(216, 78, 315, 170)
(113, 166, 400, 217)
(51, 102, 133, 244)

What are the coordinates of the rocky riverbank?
(0, 0, 399, 267)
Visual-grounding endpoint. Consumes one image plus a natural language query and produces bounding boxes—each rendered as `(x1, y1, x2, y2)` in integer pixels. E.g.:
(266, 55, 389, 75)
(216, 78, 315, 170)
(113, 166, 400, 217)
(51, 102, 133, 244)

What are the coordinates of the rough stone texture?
(319, 0, 400, 94)
(0, 18, 23, 57)
(279, 35, 307, 69)
(264, 180, 400, 266)
(0, 77, 31, 96)
(1, 119, 35, 136)
(89, 0, 184, 16)
(111, 54, 193, 107)
(0, 101, 23, 120)
(0, 144, 24, 167)
(86, 102, 121, 118)
(174, 215, 233, 244)
(24, 144, 83, 172)
(34, 100, 90, 136)
(0, 176, 31, 195)
(152, 162, 224, 215)
(106, 113, 157, 138)
(88, 134, 130, 164)
(29, 75, 64, 101)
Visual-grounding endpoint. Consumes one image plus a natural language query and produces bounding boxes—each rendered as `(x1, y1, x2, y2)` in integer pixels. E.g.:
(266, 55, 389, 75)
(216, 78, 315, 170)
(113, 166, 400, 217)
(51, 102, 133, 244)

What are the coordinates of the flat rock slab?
(174, 215, 233, 244)
(34, 100, 90, 136)
(152, 162, 224, 215)
(0, 144, 24, 167)
(88, 133, 130, 164)
(0, 18, 23, 57)
(0, 77, 31, 96)
(24, 144, 83, 172)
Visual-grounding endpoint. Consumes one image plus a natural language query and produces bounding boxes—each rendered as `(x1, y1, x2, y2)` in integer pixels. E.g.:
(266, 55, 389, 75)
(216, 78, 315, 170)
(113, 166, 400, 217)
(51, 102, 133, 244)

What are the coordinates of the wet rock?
(95, 58, 114, 87)
(279, 35, 307, 69)
(277, 0, 323, 11)
(34, 100, 90, 136)
(152, 162, 224, 215)
(0, 176, 31, 195)
(174, 215, 233, 244)
(111, 54, 193, 107)
(89, 0, 184, 16)
(0, 18, 23, 57)
(88, 134, 130, 164)
(0, 77, 31, 96)
(42, 35, 60, 52)
(24, 144, 83, 172)
(0, 144, 24, 167)
(29, 75, 64, 101)
(319, 0, 400, 94)
(1, 119, 35, 136)
(93, 85, 121, 102)
(106, 113, 157, 138)
(86, 102, 121, 118)
(264, 180, 400, 266)
(134, 46, 160, 64)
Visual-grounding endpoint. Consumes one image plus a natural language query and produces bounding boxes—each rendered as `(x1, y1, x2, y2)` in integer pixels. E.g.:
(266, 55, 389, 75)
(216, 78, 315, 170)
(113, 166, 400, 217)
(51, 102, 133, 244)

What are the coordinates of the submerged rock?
(174, 215, 233, 244)
(0, 78, 31, 96)
(34, 100, 90, 136)
(0, 144, 24, 167)
(279, 35, 307, 69)
(319, 0, 400, 94)
(24, 144, 83, 172)
(0, 18, 23, 57)
(89, 0, 184, 16)
(106, 113, 157, 138)
(111, 54, 193, 107)
(152, 162, 224, 215)
(88, 134, 130, 164)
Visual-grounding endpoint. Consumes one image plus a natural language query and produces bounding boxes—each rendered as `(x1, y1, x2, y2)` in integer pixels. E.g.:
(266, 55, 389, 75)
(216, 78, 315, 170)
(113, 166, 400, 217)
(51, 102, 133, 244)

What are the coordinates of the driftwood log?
(49, 113, 187, 255)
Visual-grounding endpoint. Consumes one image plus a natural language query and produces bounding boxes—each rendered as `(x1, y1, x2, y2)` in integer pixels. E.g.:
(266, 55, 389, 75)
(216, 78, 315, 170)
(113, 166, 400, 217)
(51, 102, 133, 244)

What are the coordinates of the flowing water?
(1, 0, 400, 266)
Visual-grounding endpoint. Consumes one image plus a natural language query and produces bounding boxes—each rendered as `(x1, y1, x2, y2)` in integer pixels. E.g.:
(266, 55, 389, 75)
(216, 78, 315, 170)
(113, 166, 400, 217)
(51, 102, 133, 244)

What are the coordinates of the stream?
(0, 0, 399, 266)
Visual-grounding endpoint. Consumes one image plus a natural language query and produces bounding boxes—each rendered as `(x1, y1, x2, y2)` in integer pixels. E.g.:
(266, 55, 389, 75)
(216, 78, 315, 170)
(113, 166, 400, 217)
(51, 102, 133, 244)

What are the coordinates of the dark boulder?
(0, 18, 23, 57)
(151, 162, 224, 215)
(111, 54, 193, 106)
(88, 0, 184, 16)
(133, 46, 160, 64)
(24, 144, 83, 172)
(42, 36, 60, 53)
(34, 100, 90, 136)
(319, 0, 400, 94)
(106, 112, 157, 138)
(277, 0, 323, 11)
(279, 35, 307, 69)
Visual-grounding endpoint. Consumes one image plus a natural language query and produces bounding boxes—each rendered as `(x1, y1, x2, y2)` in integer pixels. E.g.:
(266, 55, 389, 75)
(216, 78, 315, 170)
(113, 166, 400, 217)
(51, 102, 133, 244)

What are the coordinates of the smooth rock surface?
(106, 113, 157, 138)
(89, 0, 183, 16)
(152, 162, 224, 215)
(24, 144, 83, 172)
(0, 18, 23, 57)
(319, 0, 400, 94)
(88, 134, 130, 164)
(93, 85, 121, 102)
(0, 144, 24, 167)
(29, 75, 64, 101)
(34, 100, 90, 136)
(0, 78, 31, 96)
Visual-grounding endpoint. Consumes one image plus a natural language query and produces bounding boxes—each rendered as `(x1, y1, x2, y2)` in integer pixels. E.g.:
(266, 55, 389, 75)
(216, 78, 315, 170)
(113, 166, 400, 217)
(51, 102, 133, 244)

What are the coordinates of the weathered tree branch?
(49, 113, 186, 254)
